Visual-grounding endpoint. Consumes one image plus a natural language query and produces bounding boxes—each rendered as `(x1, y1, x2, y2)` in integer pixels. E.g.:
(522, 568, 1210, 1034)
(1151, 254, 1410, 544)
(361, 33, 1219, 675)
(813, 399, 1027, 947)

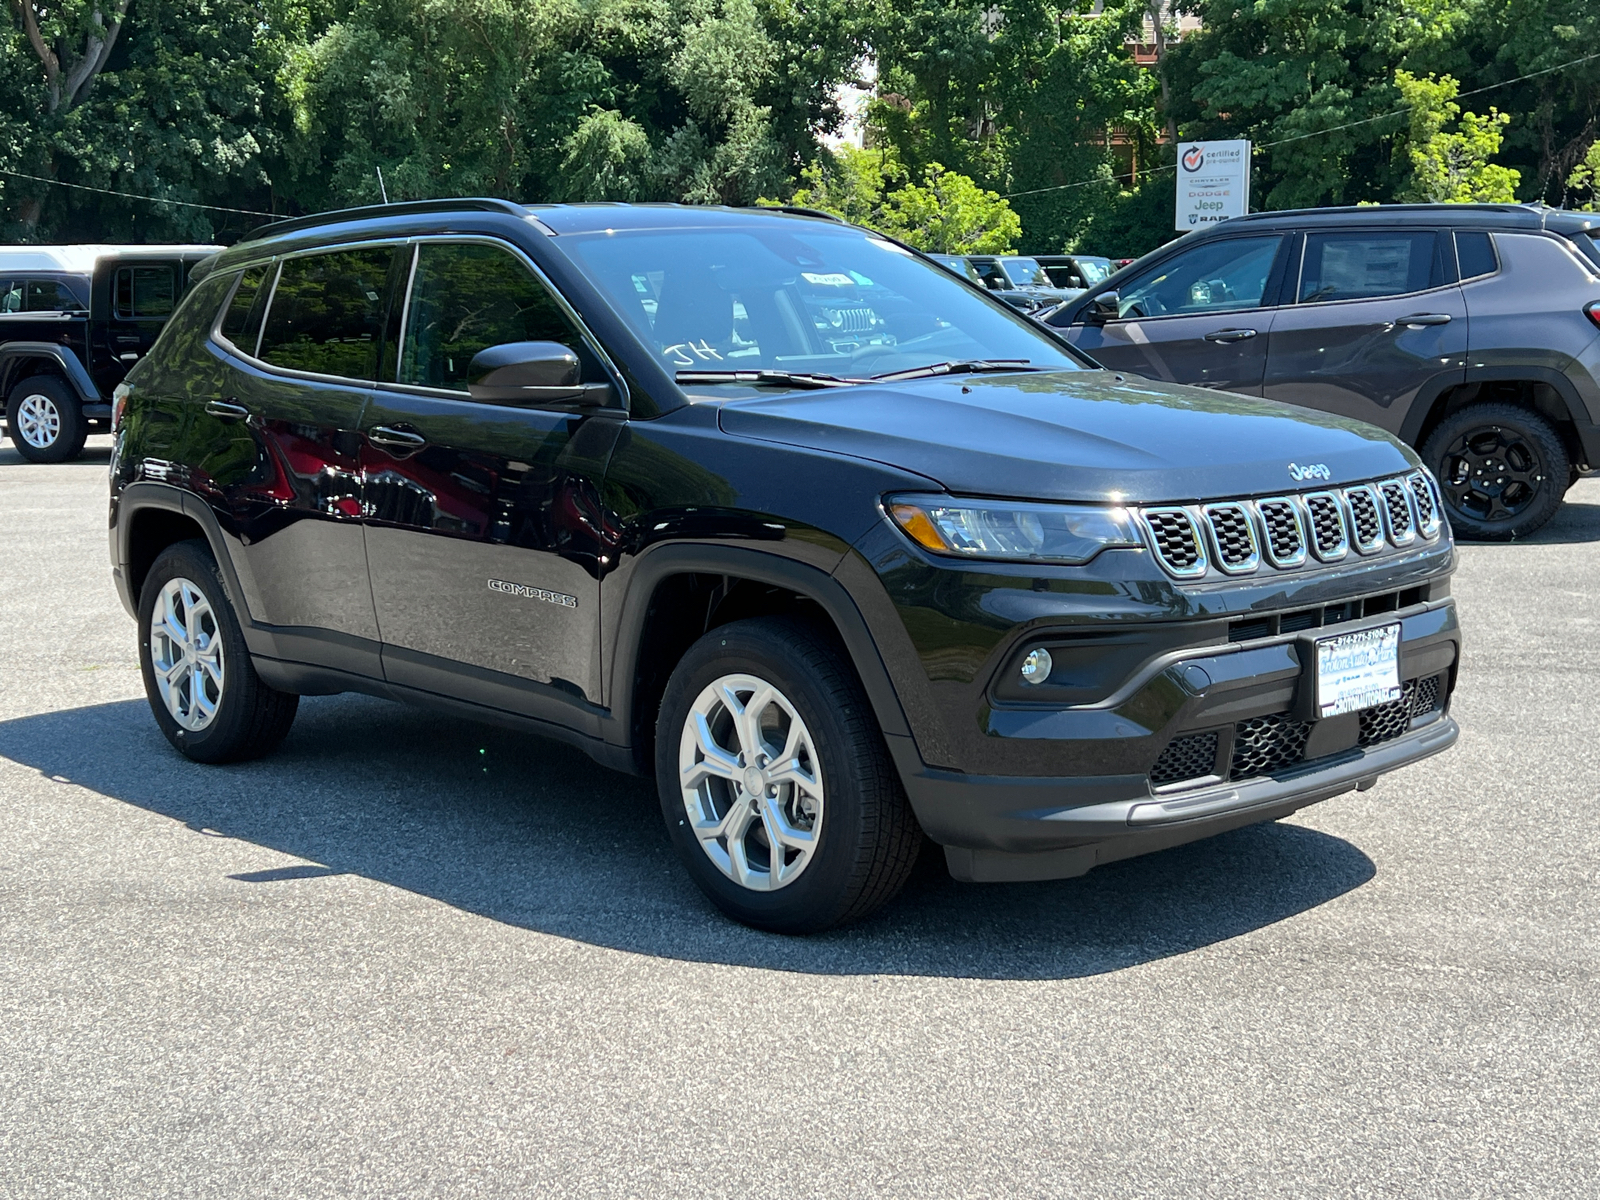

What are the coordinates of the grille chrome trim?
(1201, 503, 1260, 574)
(1379, 477, 1417, 547)
(1140, 507, 1208, 578)
(1344, 484, 1386, 554)
(1302, 491, 1350, 562)
(1406, 470, 1442, 539)
(1255, 497, 1308, 568)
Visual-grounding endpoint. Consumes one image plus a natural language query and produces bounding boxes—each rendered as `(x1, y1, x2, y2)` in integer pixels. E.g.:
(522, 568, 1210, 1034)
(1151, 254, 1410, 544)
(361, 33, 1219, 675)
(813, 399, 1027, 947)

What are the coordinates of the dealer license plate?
(1315, 624, 1401, 718)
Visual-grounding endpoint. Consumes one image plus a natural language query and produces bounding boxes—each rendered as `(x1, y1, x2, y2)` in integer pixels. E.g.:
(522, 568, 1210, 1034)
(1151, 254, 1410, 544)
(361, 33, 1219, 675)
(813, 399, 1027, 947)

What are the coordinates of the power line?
(0, 166, 276, 218)
(1003, 49, 1600, 200)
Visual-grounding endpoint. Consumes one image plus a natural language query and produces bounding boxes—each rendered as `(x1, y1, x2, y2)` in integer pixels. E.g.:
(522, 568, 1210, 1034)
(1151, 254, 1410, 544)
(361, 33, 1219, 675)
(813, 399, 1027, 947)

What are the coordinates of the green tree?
(1163, 0, 1470, 210)
(2, 0, 284, 240)
(1566, 141, 1600, 210)
(1393, 69, 1520, 202)
(784, 145, 1020, 251)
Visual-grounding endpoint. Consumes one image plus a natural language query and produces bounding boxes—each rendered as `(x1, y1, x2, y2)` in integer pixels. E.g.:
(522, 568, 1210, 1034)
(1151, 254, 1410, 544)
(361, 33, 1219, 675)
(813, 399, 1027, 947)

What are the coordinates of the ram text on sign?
(1176, 140, 1251, 232)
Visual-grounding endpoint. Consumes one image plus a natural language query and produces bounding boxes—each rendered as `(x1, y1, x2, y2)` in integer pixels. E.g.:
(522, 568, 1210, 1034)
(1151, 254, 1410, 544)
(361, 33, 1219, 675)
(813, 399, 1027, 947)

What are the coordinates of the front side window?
(31, 280, 83, 311)
(565, 227, 1079, 380)
(1117, 235, 1283, 318)
(114, 266, 175, 318)
(258, 248, 396, 379)
(398, 242, 586, 390)
(0, 281, 18, 313)
(1297, 231, 1445, 303)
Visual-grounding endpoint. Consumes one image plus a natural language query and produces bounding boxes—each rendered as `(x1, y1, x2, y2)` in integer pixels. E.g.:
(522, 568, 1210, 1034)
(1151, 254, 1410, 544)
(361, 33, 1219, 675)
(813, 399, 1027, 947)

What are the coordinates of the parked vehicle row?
(0, 243, 220, 461)
(1043, 203, 1600, 540)
(109, 199, 1459, 934)
(929, 252, 1106, 313)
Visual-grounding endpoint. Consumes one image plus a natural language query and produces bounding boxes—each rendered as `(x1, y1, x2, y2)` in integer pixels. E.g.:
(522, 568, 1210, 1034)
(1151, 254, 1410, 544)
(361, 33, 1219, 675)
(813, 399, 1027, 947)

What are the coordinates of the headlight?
(887, 494, 1142, 565)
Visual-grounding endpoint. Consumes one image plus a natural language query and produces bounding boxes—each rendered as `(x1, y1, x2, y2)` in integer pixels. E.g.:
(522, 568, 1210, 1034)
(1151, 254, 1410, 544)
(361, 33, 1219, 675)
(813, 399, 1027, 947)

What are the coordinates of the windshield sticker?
(664, 340, 723, 366)
(801, 272, 856, 287)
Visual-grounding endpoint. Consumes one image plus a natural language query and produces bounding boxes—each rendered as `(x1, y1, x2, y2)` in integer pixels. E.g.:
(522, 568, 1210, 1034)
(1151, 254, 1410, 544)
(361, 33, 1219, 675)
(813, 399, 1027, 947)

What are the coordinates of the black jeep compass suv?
(110, 200, 1462, 932)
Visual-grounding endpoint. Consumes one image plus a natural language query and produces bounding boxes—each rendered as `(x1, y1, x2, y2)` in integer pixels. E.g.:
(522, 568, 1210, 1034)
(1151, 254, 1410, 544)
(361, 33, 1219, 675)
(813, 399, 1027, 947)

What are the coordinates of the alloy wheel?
(15, 393, 62, 449)
(677, 673, 824, 892)
(148, 577, 226, 731)
(1439, 424, 1545, 524)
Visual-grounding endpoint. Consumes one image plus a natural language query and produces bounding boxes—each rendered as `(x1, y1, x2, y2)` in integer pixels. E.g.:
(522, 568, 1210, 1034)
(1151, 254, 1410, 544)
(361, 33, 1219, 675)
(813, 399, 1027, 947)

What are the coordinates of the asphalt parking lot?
(1, 436, 1596, 1199)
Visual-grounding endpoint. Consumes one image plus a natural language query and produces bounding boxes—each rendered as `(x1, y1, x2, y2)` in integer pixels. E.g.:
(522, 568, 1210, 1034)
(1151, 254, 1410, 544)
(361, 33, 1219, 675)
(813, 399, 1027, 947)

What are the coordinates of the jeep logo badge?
(1288, 462, 1331, 482)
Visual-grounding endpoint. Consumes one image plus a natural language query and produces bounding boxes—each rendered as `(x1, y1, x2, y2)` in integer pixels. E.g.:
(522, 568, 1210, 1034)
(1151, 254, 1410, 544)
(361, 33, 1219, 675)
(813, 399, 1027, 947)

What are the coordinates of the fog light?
(1020, 647, 1052, 685)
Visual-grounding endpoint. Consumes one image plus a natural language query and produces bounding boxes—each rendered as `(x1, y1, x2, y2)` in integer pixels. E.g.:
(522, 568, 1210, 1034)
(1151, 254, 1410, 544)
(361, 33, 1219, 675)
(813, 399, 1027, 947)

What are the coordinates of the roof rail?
(239, 197, 530, 244)
(739, 205, 846, 223)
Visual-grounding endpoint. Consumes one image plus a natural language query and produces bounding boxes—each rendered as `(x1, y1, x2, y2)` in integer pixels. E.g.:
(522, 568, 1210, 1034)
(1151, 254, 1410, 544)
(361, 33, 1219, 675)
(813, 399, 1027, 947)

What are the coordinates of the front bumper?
(890, 715, 1456, 881)
(884, 597, 1461, 882)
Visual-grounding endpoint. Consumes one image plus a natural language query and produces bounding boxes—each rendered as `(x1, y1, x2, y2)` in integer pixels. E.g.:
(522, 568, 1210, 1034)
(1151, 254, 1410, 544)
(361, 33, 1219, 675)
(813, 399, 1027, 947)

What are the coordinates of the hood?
(716, 370, 1417, 504)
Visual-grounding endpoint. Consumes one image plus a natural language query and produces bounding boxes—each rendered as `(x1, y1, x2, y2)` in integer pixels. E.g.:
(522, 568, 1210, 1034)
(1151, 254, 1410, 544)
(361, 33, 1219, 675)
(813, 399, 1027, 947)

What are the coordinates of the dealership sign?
(1176, 140, 1251, 231)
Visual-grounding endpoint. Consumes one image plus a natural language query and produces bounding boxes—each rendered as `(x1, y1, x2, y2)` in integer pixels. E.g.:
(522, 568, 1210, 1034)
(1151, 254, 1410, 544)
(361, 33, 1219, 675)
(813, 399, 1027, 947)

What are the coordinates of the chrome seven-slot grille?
(1137, 473, 1442, 580)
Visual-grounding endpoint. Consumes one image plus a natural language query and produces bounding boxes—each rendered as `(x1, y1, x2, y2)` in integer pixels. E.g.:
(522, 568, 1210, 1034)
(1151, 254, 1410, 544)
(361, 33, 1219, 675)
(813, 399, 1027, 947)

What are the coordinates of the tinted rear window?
(258, 248, 395, 379)
(114, 266, 176, 318)
(220, 264, 273, 352)
(1456, 231, 1498, 280)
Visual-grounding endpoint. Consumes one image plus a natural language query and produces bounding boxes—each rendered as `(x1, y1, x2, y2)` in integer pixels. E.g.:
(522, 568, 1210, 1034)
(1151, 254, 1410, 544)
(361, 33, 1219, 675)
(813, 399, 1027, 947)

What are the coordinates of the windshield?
(564, 227, 1078, 382)
(1000, 257, 1050, 287)
(1077, 258, 1114, 286)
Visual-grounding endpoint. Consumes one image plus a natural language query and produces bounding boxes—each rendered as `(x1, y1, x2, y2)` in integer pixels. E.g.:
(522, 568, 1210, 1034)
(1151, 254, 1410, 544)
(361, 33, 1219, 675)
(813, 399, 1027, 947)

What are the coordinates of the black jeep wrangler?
(110, 201, 1461, 932)
(0, 244, 218, 461)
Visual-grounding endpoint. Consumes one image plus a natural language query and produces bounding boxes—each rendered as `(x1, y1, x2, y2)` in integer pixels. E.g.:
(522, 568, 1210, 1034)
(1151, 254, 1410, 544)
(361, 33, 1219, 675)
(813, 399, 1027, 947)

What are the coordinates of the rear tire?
(7, 375, 87, 463)
(138, 540, 298, 763)
(655, 616, 921, 934)
(1420, 403, 1568, 541)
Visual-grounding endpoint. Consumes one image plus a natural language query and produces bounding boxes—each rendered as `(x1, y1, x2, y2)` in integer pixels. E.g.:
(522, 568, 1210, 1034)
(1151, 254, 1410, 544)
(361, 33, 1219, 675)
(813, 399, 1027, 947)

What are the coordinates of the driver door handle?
(1395, 312, 1452, 327)
(1203, 328, 1258, 343)
(368, 425, 428, 450)
(204, 399, 250, 421)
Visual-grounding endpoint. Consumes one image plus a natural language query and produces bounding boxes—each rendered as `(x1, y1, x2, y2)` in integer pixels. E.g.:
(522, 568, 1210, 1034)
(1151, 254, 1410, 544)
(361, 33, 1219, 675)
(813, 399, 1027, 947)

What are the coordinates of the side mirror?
(466, 341, 612, 407)
(1087, 290, 1120, 324)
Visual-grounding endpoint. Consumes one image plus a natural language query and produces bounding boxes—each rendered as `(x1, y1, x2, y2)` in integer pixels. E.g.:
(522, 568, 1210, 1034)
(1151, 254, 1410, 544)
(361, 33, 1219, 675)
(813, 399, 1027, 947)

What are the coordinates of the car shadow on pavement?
(0, 695, 1376, 980)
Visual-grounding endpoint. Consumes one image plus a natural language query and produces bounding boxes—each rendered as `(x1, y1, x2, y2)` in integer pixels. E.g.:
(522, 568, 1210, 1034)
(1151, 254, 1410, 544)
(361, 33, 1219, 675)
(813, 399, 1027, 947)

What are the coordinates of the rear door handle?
(1395, 312, 1452, 327)
(1203, 328, 1257, 343)
(368, 425, 428, 450)
(205, 399, 250, 421)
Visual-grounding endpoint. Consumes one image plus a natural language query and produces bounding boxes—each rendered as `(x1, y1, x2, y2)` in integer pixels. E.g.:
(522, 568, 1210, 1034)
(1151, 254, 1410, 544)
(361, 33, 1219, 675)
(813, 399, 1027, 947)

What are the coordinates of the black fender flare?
(0, 341, 100, 403)
(603, 543, 913, 754)
(1400, 363, 1596, 456)
(114, 481, 253, 623)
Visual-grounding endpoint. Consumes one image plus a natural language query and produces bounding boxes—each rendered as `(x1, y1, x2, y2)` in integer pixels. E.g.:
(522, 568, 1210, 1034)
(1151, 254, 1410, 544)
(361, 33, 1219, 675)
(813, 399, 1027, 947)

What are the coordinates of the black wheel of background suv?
(655, 616, 921, 934)
(138, 540, 299, 763)
(6, 375, 87, 463)
(1421, 403, 1569, 541)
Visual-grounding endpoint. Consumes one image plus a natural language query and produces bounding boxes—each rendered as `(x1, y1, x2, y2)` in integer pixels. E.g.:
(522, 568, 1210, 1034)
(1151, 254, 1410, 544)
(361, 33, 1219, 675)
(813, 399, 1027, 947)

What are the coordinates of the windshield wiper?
(675, 368, 866, 390)
(870, 359, 1041, 383)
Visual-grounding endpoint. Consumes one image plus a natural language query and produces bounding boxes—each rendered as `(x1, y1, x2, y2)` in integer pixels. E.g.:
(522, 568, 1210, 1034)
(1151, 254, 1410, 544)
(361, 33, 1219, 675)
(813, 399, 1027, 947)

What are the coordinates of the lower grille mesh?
(1149, 731, 1219, 787)
(1231, 714, 1312, 778)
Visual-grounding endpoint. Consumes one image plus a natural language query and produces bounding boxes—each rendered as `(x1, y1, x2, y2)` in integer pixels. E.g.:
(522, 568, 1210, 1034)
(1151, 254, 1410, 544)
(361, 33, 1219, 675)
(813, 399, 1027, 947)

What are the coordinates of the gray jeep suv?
(1044, 204, 1600, 540)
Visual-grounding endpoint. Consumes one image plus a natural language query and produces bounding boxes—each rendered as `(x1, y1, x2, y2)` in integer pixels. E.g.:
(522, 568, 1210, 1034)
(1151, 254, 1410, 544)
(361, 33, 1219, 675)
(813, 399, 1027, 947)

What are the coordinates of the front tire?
(655, 617, 921, 934)
(7, 376, 87, 463)
(138, 540, 298, 763)
(1420, 402, 1568, 541)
